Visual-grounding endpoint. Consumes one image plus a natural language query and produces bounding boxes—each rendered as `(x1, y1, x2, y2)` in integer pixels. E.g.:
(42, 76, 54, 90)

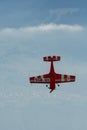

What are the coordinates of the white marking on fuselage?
(67, 75, 70, 81)
(61, 75, 65, 81)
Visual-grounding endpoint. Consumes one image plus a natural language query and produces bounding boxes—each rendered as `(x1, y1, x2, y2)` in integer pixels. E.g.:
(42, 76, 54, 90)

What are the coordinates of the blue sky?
(0, 0, 87, 130)
(0, 0, 87, 28)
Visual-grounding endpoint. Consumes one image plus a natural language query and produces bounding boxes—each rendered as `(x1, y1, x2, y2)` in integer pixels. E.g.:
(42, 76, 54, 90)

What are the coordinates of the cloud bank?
(0, 23, 83, 35)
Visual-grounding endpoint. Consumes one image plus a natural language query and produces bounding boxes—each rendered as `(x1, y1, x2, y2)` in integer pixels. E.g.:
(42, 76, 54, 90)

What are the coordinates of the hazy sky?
(0, 0, 87, 130)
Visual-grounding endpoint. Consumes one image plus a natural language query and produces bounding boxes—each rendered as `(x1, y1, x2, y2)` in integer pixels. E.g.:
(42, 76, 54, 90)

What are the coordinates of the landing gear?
(46, 85, 48, 87)
(57, 84, 60, 87)
(46, 85, 50, 89)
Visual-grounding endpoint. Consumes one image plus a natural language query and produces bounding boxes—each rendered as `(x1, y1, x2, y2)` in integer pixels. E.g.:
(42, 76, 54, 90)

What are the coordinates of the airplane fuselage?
(49, 61, 56, 91)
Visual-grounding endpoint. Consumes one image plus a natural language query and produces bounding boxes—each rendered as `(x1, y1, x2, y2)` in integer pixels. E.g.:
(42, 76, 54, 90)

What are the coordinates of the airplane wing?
(29, 74, 50, 84)
(55, 74, 76, 83)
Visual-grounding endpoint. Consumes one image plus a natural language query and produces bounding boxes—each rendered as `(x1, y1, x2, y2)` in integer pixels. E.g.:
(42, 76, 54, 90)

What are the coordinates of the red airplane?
(29, 56, 76, 93)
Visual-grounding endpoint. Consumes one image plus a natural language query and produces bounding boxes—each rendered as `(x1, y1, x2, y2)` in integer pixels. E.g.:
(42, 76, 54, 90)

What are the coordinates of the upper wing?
(29, 74, 50, 84)
(55, 74, 76, 83)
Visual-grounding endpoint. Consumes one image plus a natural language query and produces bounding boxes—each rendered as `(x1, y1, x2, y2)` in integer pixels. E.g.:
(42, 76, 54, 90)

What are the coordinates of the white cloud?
(49, 8, 80, 21)
(23, 24, 83, 32)
(0, 23, 84, 36)
(50, 8, 80, 15)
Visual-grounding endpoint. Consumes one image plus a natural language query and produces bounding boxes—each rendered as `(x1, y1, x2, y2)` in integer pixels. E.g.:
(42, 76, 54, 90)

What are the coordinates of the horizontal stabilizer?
(43, 56, 61, 62)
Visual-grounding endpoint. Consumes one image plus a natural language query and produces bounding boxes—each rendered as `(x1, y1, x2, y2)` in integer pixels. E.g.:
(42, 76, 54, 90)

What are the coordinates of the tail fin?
(43, 56, 61, 62)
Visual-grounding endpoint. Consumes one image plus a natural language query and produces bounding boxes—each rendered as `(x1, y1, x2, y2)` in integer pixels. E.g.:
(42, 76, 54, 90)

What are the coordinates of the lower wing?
(29, 74, 50, 84)
(55, 74, 76, 83)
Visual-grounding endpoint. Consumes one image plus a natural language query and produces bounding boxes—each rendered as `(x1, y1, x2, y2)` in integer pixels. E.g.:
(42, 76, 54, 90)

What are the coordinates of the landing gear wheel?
(46, 85, 48, 87)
